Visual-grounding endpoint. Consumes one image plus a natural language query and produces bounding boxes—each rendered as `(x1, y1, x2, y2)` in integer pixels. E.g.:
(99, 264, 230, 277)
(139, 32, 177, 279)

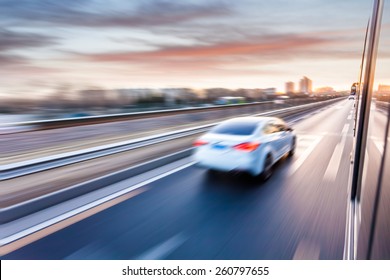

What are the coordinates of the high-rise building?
(285, 81, 295, 94)
(299, 76, 312, 94)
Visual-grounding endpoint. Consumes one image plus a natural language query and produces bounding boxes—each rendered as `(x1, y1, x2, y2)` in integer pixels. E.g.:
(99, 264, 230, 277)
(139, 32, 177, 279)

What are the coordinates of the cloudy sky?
(0, 0, 389, 98)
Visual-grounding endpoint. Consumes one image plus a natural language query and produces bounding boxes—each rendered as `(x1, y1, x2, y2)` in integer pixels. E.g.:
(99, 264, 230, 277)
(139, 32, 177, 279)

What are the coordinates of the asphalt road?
(2, 99, 359, 259)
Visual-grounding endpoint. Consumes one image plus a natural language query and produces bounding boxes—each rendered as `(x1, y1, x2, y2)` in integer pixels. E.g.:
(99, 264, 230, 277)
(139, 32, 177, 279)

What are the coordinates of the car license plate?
(212, 143, 227, 150)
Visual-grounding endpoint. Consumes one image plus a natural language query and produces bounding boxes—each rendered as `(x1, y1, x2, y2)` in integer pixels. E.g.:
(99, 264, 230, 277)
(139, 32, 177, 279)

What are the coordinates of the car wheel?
(288, 137, 296, 157)
(206, 169, 219, 177)
(260, 154, 273, 181)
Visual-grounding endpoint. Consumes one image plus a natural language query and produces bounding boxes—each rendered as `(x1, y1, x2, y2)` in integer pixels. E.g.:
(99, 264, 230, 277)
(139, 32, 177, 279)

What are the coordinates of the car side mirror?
(286, 127, 294, 132)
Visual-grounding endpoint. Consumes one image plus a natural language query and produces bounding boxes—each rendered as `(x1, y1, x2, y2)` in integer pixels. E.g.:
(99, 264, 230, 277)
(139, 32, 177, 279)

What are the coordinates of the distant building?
(299, 76, 312, 94)
(159, 88, 197, 105)
(378, 84, 390, 94)
(117, 88, 153, 104)
(377, 84, 390, 101)
(263, 87, 277, 97)
(285, 82, 295, 94)
(79, 88, 107, 107)
(205, 88, 234, 101)
(315, 87, 335, 94)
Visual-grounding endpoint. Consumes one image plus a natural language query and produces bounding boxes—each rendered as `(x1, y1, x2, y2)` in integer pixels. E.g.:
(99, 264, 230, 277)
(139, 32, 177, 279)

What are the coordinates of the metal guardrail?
(4, 97, 341, 131)
(0, 125, 209, 180)
(1, 97, 343, 181)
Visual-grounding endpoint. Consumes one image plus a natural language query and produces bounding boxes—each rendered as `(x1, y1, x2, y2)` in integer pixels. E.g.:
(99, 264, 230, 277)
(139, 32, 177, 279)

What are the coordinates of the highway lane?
(2, 99, 357, 259)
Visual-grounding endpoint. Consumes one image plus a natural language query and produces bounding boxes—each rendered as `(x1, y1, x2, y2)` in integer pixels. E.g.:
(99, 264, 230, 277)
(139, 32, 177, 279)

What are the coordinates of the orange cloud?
(79, 35, 330, 63)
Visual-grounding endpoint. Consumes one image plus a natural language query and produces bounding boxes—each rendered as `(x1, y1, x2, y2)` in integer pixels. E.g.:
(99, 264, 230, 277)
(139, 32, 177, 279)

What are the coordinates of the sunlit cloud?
(75, 34, 330, 62)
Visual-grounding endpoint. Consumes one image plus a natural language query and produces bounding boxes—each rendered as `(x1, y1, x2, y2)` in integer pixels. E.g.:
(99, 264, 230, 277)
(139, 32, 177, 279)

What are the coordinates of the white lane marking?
(0, 162, 195, 247)
(288, 136, 323, 176)
(294, 135, 319, 147)
(293, 239, 320, 260)
(323, 124, 350, 182)
(137, 232, 188, 260)
(347, 114, 352, 120)
(341, 123, 350, 135)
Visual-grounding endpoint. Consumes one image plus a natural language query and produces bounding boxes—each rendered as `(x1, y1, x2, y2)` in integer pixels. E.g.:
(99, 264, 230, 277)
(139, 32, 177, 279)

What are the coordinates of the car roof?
(221, 116, 280, 124)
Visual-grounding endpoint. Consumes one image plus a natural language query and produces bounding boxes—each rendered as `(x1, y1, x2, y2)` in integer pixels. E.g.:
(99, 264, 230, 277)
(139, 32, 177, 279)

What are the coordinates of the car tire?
(288, 137, 296, 157)
(206, 169, 219, 177)
(260, 154, 273, 181)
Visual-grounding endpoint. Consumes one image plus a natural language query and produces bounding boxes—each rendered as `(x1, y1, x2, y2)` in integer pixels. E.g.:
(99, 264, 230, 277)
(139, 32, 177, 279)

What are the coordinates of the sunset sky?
(0, 0, 389, 98)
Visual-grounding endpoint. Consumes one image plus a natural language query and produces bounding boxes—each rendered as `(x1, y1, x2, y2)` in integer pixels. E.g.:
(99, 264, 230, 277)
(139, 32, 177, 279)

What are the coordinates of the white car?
(193, 117, 296, 179)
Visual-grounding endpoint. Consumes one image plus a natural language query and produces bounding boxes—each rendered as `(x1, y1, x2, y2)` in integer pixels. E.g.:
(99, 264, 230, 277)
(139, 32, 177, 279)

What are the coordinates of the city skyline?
(1, 0, 389, 98)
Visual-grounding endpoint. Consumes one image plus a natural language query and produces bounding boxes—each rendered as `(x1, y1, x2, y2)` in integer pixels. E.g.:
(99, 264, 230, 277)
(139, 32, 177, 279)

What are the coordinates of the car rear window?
(211, 121, 258, 135)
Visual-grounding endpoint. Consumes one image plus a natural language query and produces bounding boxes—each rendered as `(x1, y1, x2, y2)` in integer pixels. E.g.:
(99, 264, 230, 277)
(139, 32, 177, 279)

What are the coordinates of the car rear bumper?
(193, 148, 258, 174)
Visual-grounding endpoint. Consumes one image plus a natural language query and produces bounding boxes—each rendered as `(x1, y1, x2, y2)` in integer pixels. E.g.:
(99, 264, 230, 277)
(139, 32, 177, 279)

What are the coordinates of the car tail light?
(193, 139, 208, 146)
(233, 142, 260, 152)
